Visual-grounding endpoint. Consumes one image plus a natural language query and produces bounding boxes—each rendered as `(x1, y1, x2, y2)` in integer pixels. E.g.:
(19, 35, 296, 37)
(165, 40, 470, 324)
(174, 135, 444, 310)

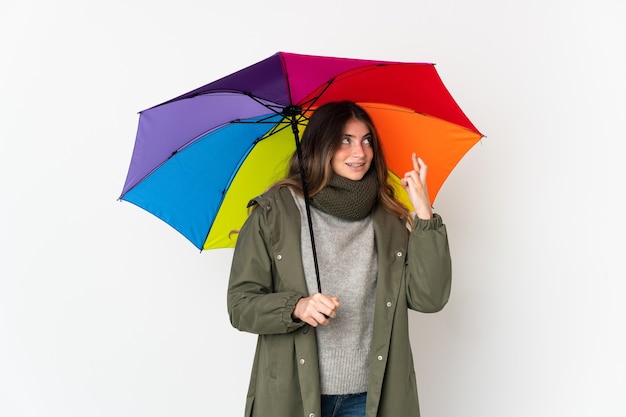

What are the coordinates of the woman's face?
(330, 118, 374, 181)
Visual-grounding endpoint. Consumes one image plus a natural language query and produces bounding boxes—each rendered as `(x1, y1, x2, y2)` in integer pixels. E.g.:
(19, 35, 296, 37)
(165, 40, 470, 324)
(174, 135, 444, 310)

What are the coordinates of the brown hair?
(271, 101, 412, 225)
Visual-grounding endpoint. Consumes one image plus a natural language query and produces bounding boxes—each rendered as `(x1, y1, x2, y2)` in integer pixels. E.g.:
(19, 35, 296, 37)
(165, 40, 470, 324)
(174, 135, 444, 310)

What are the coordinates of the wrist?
(291, 297, 303, 322)
(414, 209, 433, 220)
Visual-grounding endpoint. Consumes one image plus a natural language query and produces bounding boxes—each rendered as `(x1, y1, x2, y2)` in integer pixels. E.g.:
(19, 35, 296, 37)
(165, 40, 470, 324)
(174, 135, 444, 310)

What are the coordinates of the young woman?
(227, 101, 451, 417)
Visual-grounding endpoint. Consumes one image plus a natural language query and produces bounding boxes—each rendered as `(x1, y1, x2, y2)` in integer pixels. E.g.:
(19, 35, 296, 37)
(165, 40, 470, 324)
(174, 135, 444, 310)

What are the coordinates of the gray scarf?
(310, 169, 378, 220)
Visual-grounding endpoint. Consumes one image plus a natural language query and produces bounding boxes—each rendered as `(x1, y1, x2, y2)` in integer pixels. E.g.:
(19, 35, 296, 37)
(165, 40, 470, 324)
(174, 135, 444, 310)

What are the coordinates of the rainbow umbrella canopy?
(120, 52, 483, 251)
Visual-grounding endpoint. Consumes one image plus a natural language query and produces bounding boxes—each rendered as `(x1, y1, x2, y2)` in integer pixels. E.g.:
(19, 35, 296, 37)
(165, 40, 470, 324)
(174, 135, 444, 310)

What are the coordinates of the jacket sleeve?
(227, 206, 307, 335)
(405, 213, 452, 313)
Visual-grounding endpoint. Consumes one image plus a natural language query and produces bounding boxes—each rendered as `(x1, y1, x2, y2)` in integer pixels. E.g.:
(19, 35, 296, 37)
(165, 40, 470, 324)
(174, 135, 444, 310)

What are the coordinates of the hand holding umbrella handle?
(292, 293, 341, 328)
(401, 153, 433, 220)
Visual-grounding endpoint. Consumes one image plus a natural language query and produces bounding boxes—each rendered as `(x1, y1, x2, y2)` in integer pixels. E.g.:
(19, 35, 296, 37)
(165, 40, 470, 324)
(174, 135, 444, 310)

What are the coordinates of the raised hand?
(401, 153, 433, 220)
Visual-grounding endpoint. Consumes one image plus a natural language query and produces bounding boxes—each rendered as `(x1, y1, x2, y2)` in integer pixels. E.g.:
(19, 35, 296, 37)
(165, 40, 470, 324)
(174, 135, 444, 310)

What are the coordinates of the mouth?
(346, 162, 365, 168)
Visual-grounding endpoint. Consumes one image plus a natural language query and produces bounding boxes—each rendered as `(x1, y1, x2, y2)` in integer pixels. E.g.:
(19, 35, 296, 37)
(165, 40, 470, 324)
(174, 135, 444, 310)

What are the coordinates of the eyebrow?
(343, 133, 372, 138)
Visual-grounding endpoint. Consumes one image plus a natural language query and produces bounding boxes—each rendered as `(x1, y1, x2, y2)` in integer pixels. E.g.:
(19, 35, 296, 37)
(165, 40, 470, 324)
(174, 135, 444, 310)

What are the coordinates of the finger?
(417, 157, 428, 177)
(404, 170, 420, 186)
(401, 174, 414, 191)
(317, 293, 340, 309)
(302, 307, 325, 327)
(318, 301, 336, 317)
(320, 302, 338, 319)
(304, 294, 336, 320)
(411, 152, 419, 171)
(314, 311, 331, 326)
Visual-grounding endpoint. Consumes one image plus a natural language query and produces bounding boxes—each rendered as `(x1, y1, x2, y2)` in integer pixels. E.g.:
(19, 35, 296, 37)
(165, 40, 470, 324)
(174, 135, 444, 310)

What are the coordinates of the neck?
(310, 169, 378, 220)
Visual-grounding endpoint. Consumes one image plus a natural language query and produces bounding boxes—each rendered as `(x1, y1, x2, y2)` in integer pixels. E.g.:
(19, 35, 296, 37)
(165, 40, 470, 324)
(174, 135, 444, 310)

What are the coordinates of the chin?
(340, 172, 366, 181)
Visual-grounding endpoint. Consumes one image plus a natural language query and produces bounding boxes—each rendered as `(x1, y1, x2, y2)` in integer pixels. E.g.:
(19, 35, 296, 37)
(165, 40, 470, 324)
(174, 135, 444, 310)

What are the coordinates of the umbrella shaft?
(290, 116, 322, 294)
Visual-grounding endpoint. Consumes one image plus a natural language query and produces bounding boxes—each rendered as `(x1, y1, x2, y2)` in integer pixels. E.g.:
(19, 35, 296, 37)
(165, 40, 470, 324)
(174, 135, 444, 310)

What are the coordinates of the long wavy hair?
(271, 101, 411, 225)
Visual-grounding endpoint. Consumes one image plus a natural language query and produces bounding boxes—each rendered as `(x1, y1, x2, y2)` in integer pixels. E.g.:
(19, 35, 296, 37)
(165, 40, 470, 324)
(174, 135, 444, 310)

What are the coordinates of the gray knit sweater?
(291, 191, 378, 395)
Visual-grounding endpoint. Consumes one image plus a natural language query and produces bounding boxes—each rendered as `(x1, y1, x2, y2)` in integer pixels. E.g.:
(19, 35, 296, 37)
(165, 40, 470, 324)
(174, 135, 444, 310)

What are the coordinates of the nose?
(351, 141, 365, 157)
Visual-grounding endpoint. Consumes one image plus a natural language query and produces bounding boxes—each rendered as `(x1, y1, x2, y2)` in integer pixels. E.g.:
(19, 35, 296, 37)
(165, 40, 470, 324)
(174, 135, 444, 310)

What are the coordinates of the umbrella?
(119, 51, 483, 254)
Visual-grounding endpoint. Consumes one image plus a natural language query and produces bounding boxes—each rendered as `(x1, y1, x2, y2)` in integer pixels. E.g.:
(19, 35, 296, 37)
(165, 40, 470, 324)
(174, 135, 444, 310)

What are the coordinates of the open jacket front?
(227, 186, 452, 417)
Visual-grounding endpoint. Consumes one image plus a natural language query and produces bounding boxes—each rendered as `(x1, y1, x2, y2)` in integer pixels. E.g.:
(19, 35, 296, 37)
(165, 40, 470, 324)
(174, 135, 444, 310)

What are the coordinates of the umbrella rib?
(267, 114, 308, 137)
(120, 120, 241, 199)
(231, 112, 309, 142)
(242, 93, 285, 116)
(299, 79, 335, 113)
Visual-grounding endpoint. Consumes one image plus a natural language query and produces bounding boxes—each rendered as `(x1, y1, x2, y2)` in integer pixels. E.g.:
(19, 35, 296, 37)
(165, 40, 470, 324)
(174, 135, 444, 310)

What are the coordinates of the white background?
(1, 0, 625, 416)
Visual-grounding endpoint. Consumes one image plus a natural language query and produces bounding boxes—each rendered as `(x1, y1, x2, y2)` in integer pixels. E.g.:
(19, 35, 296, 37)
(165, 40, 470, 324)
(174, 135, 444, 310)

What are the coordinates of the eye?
(341, 136, 351, 145)
(362, 136, 373, 146)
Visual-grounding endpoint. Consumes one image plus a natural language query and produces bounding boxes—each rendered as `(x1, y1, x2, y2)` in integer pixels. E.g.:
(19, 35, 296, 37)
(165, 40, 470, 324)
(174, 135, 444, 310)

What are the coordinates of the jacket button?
(309, 414, 316, 417)
(299, 358, 305, 365)
(377, 355, 383, 361)
(276, 254, 282, 260)
(396, 251, 403, 257)
(386, 301, 392, 307)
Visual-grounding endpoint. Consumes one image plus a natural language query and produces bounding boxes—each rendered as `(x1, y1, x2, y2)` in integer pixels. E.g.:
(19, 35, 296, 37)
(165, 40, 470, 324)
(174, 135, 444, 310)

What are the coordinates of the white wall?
(1, 0, 624, 416)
